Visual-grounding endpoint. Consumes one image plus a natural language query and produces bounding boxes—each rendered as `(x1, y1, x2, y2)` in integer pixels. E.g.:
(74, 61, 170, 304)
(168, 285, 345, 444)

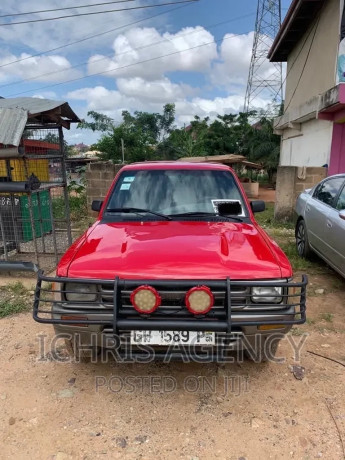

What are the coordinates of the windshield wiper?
(169, 212, 243, 222)
(106, 207, 172, 221)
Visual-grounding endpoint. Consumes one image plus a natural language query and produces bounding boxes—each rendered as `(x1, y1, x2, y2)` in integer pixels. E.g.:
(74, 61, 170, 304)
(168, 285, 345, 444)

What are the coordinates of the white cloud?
(212, 32, 254, 88)
(0, 53, 82, 84)
(0, 0, 150, 52)
(67, 86, 126, 113)
(212, 32, 284, 96)
(88, 26, 218, 80)
(174, 95, 270, 125)
(32, 91, 58, 99)
(116, 77, 195, 102)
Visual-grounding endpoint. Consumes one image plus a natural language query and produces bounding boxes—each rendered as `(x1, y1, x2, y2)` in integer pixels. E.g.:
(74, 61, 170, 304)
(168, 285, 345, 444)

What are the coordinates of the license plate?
(130, 330, 215, 346)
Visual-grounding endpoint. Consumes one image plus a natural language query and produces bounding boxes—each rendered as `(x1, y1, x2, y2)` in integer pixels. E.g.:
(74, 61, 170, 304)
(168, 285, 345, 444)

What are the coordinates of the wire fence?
(0, 126, 73, 273)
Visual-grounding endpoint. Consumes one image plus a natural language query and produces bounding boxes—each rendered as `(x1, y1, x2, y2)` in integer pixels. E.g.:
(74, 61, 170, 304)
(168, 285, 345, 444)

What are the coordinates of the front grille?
(100, 284, 248, 310)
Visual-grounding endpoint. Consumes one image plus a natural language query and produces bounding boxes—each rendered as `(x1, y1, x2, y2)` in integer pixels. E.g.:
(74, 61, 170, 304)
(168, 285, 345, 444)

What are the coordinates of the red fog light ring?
(130, 285, 161, 314)
(185, 285, 214, 315)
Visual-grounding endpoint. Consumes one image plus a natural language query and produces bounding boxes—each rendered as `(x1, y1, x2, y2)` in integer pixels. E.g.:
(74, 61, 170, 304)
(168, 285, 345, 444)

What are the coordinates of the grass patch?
(278, 240, 317, 272)
(290, 327, 305, 336)
(0, 299, 30, 318)
(256, 203, 331, 274)
(306, 318, 316, 326)
(0, 283, 31, 318)
(6, 281, 27, 296)
(255, 203, 294, 230)
(320, 313, 334, 323)
(52, 193, 87, 223)
(255, 203, 329, 274)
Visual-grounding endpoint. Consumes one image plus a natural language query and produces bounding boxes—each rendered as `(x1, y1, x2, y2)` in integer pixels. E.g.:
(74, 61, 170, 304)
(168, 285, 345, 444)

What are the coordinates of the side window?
(336, 186, 345, 210)
(313, 178, 345, 207)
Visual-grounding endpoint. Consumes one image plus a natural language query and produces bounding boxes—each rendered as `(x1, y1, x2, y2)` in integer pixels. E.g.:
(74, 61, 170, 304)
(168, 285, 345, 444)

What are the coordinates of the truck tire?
(245, 337, 280, 363)
(64, 337, 100, 363)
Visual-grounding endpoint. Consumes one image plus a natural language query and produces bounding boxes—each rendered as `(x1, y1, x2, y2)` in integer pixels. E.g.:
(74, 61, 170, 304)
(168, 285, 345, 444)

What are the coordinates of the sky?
(0, 0, 292, 144)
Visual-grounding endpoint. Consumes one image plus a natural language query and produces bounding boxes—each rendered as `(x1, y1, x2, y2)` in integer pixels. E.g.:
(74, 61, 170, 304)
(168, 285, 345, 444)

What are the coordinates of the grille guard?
(33, 271, 308, 333)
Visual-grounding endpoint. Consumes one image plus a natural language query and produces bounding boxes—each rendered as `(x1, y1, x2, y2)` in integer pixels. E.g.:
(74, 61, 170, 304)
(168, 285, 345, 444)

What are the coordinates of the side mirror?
(339, 209, 345, 220)
(91, 200, 103, 212)
(250, 200, 266, 213)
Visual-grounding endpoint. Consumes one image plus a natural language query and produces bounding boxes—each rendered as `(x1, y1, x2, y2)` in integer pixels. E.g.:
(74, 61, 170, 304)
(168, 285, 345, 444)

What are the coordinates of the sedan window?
(336, 186, 345, 210)
(313, 178, 345, 207)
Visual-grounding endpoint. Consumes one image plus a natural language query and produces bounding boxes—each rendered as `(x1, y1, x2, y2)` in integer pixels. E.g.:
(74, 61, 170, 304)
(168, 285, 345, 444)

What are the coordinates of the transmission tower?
(244, 0, 283, 114)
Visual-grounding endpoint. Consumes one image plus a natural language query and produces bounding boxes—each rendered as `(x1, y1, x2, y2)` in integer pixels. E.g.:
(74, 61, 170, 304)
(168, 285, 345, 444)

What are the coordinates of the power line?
(283, 15, 320, 114)
(0, 0, 134, 19)
(260, 12, 322, 118)
(0, 0, 198, 26)
(0, 2, 194, 69)
(5, 34, 238, 97)
(0, 12, 256, 90)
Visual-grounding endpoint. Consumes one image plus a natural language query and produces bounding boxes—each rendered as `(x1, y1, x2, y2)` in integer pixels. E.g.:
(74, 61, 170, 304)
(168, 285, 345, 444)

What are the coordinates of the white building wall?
(280, 119, 333, 167)
(284, 0, 339, 111)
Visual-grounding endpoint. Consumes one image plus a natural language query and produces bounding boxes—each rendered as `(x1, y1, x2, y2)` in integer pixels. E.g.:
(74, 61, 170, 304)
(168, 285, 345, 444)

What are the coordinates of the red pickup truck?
(34, 162, 307, 363)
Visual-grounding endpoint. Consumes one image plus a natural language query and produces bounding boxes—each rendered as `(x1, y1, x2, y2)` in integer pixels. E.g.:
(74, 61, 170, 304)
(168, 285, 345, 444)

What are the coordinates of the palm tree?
(248, 118, 280, 185)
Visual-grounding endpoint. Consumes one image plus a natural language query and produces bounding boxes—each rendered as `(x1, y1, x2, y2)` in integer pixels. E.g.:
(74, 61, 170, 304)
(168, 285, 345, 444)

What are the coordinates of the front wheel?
(296, 219, 312, 258)
(245, 337, 280, 363)
(64, 337, 100, 363)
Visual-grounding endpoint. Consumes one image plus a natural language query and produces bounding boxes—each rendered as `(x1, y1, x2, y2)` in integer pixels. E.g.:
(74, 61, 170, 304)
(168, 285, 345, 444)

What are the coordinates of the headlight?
(130, 285, 161, 314)
(64, 283, 97, 302)
(251, 286, 283, 304)
(185, 286, 214, 314)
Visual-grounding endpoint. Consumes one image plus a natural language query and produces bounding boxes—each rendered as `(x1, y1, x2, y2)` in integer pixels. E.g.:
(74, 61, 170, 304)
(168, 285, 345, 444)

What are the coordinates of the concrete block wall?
(274, 166, 327, 221)
(86, 162, 123, 217)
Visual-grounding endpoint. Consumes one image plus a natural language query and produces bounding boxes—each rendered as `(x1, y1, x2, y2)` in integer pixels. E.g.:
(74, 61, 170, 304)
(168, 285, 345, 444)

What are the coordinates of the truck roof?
(122, 161, 232, 171)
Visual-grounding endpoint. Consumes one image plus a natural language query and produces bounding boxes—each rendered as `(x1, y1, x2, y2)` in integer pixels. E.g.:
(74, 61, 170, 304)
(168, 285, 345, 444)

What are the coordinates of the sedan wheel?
(296, 219, 312, 258)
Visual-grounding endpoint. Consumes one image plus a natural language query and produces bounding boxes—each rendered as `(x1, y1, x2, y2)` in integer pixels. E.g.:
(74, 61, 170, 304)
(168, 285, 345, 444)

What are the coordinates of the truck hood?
(60, 221, 290, 280)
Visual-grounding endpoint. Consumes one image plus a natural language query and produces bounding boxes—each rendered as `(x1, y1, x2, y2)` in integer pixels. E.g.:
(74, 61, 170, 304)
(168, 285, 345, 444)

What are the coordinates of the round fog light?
(130, 285, 161, 314)
(185, 286, 214, 315)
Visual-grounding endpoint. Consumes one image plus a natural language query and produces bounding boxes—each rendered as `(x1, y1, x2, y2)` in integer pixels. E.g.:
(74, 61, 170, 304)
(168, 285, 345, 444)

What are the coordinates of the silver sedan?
(295, 174, 345, 277)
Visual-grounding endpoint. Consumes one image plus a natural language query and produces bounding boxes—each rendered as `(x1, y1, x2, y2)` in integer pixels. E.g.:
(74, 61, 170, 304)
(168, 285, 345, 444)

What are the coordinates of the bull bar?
(31, 269, 307, 333)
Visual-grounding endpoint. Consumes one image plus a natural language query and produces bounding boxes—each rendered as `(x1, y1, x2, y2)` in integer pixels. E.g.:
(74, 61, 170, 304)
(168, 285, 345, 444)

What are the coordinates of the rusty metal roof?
(0, 97, 80, 146)
(0, 107, 28, 146)
(178, 154, 262, 169)
(0, 97, 80, 123)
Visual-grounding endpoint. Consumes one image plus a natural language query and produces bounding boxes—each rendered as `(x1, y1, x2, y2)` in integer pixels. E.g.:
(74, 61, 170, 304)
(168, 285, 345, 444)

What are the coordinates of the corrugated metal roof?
(0, 97, 80, 146)
(0, 97, 80, 122)
(0, 107, 28, 146)
(178, 154, 246, 163)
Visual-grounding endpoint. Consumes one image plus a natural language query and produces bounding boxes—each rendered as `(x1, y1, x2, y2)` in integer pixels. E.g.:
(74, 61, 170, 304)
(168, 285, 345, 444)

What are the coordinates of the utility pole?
(121, 138, 125, 164)
(244, 0, 283, 114)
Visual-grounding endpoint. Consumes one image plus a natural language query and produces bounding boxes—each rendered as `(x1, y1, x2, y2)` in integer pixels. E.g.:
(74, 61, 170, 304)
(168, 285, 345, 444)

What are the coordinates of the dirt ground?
(257, 185, 275, 203)
(0, 268, 345, 460)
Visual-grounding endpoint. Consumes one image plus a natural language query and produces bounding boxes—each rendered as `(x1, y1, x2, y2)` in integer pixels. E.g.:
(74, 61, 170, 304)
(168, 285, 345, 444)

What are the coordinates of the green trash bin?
(20, 190, 52, 242)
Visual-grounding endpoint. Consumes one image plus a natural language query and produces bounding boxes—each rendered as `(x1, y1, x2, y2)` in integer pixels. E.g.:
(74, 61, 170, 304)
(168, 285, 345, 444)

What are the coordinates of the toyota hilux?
(33, 162, 307, 363)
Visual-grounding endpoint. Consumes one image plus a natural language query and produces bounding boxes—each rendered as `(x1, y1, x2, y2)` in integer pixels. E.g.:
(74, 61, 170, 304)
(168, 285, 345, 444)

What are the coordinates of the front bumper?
(33, 272, 307, 332)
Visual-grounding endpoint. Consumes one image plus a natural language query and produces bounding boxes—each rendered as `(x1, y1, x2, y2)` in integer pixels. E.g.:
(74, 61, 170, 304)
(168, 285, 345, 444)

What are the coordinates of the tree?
(78, 111, 115, 132)
(41, 132, 60, 144)
(157, 126, 208, 159)
(77, 104, 281, 180)
(79, 104, 176, 163)
(160, 112, 257, 159)
(247, 117, 281, 184)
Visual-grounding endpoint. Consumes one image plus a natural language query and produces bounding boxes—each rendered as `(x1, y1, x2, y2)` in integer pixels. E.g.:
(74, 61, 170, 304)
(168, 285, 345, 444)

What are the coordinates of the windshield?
(105, 169, 247, 219)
